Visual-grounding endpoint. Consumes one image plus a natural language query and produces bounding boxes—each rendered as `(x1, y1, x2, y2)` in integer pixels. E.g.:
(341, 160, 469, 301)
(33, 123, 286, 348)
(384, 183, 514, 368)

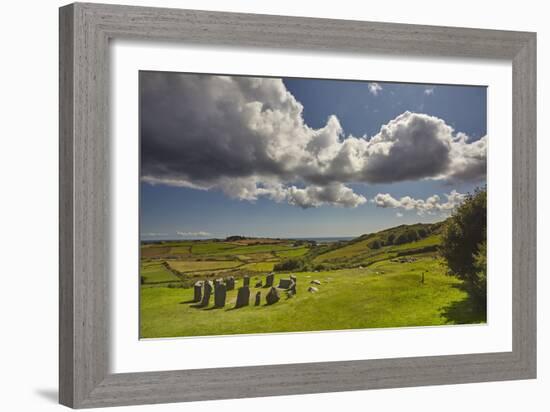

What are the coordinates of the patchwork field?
(240, 261, 277, 272)
(139, 222, 486, 338)
(167, 260, 242, 272)
(140, 262, 180, 284)
(139, 239, 305, 290)
(140, 257, 483, 338)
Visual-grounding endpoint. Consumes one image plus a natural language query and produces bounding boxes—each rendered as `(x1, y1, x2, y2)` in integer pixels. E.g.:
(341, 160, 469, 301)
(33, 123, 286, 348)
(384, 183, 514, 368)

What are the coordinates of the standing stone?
(288, 280, 297, 296)
(265, 273, 274, 287)
(243, 275, 250, 287)
(193, 281, 203, 302)
(226, 276, 235, 290)
(201, 280, 213, 306)
(214, 282, 227, 308)
(235, 286, 250, 308)
(290, 274, 297, 283)
(255, 291, 262, 306)
(214, 278, 224, 292)
(266, 287, 280, 305)
(278, 278, 292, 289)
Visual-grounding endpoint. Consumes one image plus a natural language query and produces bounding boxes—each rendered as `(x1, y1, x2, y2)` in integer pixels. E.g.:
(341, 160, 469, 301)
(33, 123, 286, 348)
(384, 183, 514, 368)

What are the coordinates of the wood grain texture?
(59, 5, 74, 406)
(512, 34, 537, 374)
(59, 2, 537, 408)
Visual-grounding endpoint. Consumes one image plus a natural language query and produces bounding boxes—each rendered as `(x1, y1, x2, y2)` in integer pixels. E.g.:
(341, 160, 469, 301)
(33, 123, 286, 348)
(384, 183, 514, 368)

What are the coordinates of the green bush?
(167, 282, 185, 288)
(440, 187, 487, 303)
(274, 258, 304, 272)
(385, 233, 396, 245)
(368, 239, 382, 249)
(407, 229, 419, 242)
(472, 241, 487, 300)
(393, 233, 406, 245)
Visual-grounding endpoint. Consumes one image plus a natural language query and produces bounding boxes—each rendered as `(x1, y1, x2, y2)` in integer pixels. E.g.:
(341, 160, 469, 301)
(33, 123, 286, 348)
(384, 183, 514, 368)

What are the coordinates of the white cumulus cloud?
(176, 231, 212, 238)
(368, 82, 383, 96)
(372, 190, 466, 215)
(285, 183, 367, 209)
(141, 73, 486, 208)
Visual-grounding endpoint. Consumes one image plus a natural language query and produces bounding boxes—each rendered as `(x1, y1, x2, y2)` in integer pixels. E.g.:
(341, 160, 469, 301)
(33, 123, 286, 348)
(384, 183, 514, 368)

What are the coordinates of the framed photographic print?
(138, 71, 489, 338)
(59, 2, 536, 408)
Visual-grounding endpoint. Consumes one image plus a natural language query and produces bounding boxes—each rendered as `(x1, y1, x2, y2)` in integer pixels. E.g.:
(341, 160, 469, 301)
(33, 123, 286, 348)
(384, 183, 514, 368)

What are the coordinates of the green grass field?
(191, 242, 240, 255)
(313, 234, 440, 263)
(167, 260, 242, 272)
(141, 262, 180, 284)
(240, 261, 277, 272)
(169, 246, 192, 255)
(140, 257, 481, 338)
(236, 252, 277, 262)
(140, 223, 486, 338)
(276, 247, 309, 258)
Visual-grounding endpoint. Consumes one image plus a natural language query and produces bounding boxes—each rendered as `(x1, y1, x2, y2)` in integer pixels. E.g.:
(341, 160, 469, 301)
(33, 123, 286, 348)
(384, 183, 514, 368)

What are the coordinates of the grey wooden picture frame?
(59, 2, 536, 409)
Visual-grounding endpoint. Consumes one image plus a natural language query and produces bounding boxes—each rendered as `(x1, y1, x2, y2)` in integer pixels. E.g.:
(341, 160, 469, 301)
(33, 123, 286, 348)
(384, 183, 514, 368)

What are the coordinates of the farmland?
(140, 221, 487, 338)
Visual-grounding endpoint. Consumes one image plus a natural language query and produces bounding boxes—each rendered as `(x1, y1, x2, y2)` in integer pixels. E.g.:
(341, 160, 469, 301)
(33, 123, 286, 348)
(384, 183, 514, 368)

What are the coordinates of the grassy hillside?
(140, 256, 480, 338)
(313, 222, 443, 264)
(140, 220, 486, 338)
(268, 222, 444, 273)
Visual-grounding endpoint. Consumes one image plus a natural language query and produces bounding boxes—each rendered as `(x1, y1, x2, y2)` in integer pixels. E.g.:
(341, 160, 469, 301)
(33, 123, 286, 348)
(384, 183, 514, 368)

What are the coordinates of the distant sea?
(289, 236, 354, 243)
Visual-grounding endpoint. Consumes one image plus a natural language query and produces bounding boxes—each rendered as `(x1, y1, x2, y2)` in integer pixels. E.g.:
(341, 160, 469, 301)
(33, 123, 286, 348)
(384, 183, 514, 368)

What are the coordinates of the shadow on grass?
(204, 305, 226, 311)
(225, 305, 248, 311)
(179, 299, 197, 304)
(186, 303, 237, 311)
(440, 284, 487, 324)
(189, 302, 209, 309)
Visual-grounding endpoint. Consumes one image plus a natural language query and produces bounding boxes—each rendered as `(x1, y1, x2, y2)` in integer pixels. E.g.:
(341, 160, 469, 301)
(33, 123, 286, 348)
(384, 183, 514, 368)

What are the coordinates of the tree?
(385, 233, 396, 245)
(274, 258, 304, 272)
(472, 241, 487, 298)
(368, 239, 382, 249)
(406, 229, 419, 242)
(394, 232, 409, 245)
(440, 187, 487, 302)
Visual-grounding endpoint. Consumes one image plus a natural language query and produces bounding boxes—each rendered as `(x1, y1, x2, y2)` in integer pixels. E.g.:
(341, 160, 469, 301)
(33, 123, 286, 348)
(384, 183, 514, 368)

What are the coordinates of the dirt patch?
(141, 246, 171, 258)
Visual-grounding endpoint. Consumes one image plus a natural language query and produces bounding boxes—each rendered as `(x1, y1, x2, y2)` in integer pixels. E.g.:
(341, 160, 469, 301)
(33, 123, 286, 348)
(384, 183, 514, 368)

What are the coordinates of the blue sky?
(140, 73, 486, 240)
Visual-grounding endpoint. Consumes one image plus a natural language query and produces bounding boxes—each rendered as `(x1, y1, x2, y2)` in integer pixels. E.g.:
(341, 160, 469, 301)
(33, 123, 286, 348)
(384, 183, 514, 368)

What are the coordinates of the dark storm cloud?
(140, 72, 486, 208)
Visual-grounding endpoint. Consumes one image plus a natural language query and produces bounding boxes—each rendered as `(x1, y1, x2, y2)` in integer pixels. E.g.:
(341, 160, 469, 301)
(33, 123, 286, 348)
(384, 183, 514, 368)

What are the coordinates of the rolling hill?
(274, 221, 446, 272)
(139, 218, 488, 338)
